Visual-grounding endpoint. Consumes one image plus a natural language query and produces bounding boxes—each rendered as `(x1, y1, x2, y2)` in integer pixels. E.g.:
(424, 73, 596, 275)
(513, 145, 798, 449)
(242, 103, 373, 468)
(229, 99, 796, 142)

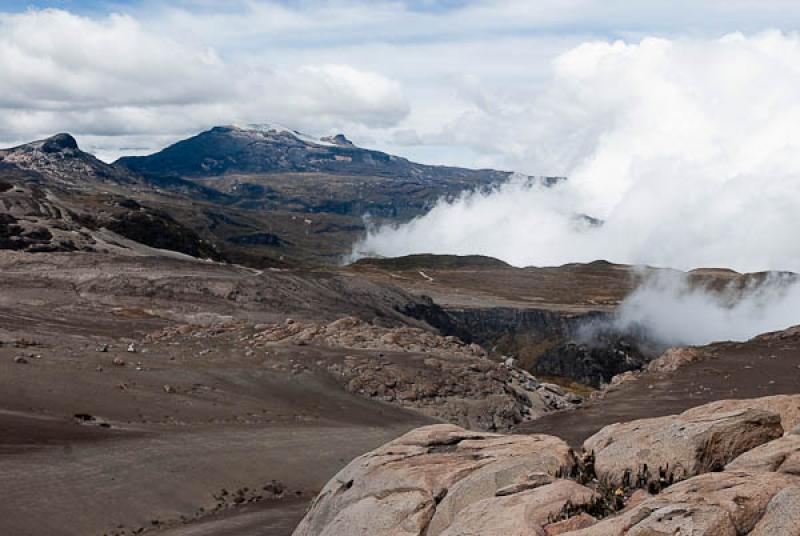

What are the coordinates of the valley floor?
(1, 251, 798, 536)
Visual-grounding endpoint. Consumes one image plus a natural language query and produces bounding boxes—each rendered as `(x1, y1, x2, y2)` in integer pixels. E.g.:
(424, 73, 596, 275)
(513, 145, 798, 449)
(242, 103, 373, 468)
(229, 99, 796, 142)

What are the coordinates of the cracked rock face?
(583, 405, 783, 485)
(726, 434, 800, 474)
(244, 316, 583, 431)
(565, 471, 800, 536)
(291, 424, 575, 536)
(297, 395, 800, 536)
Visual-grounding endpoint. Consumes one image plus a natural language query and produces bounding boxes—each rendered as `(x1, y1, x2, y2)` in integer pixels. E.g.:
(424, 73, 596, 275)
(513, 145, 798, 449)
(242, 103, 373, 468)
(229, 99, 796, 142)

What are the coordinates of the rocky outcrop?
(727, 433, 800, 474)
(681, 394, 800, 431)
(149, 316, 584, 431)
(445, 308, 661, 388)
(749, 486, 800, 536)
(533, 336, 651, 388)
(251, 316, 487, 357)
(436, 480, 596, 536)
(292, 425, 576, 536)
(645, 346, 702, 373)
(296, 395, 800, 536)
(584, 404, 783, 485)
(567, 470, 800, 536)
(0, 135, 224, 259)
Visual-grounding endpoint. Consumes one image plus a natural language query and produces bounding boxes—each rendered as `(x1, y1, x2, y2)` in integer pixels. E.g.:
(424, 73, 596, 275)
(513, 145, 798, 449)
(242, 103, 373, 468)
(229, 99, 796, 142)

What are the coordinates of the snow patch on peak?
(228, 123, 338, 147)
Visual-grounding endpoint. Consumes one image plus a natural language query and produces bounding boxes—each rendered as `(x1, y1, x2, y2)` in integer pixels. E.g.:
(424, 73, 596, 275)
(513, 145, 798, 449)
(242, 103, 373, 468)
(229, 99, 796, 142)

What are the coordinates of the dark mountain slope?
(110, 124, 564, 265)
(115, 124, 514, 182)
(1, 127, 557, 266)
(0, 134, 222, 259)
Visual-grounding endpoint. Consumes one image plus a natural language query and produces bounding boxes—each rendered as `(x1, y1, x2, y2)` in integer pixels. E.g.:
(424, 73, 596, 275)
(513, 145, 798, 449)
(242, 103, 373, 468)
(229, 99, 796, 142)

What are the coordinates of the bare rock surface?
(727, 434, 800, 474)
(149, 316, 583, 431)
(292, 424, 574, 536)
(570, 471, 800, 536)
(299, 396, 800, 536)
(437, 479, 595, 536)
(584, 403, 783, 485)
(645, 346, 702, 373)
(749, 486, 800, 536)
(543, 513, 598, 535)
(250, 315, 486, 357)
(681, 394, 800, 431)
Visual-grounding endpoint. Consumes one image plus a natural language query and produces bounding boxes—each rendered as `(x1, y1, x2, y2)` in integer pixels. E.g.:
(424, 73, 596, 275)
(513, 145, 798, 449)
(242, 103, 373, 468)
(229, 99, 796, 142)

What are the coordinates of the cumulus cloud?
(0, 8, 409, 155)
(355, 32, 800, 274)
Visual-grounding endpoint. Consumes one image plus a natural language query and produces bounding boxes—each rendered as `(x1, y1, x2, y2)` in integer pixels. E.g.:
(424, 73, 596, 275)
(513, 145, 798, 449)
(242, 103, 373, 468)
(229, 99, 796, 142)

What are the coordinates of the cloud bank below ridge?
(354, 31, 800, 275)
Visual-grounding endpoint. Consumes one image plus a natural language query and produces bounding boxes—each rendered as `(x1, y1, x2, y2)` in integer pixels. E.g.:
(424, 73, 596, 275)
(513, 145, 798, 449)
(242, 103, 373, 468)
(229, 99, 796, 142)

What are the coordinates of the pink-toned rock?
(543, 512, 597, 535)
(682, 394, 800, 431)
(427, 435, 573, 535)
(566, 470, 800, 536)
(292, 425, 573, 536)
(437, 480, 596, 536)
(749, 486, 800, 536)
(646, 346, 701, 373)
(585, 406, 782, 485)
(727, 434, 800, 474)
(622, 489, 651, 511)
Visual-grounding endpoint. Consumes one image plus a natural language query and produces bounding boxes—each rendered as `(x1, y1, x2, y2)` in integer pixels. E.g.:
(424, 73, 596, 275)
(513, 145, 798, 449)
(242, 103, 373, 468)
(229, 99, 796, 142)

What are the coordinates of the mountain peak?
(321, 134, 354, 147)
(41, 133, 79, 153)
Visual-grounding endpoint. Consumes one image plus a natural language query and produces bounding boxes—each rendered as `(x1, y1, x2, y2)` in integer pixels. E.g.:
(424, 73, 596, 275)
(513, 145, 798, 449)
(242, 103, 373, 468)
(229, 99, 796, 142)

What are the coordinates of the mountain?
(115, 124, 515, 182)
(2, 125, 557, 266)
(0, 134, 222, 258)
(110, 124, 564, 266)
(113, 124, 563, 222)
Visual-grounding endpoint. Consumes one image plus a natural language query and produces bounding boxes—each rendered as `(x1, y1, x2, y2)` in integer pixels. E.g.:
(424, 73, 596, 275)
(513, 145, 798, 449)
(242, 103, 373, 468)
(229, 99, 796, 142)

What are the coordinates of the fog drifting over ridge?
(353, 31, 800, 275)
(352, 31, 800, 345)
(612, 271, 800, 346)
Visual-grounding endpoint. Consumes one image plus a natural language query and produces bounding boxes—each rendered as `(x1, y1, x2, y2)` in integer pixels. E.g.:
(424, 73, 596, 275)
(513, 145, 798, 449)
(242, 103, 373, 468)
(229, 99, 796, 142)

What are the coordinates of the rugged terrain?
(2, 129, 799, 536)
(3, 127, 547, 267)
(296, 393, 800, 536)
(0, 251, 586, 536)
(114, 125, 558, 266)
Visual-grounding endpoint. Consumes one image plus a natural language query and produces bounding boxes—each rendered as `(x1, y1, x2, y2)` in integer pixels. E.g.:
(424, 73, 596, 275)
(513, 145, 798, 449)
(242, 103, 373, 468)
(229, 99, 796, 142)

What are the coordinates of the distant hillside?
(0, 134, 222, 259)
(115, 124, 516, 182)
(1, 125, 559, 267)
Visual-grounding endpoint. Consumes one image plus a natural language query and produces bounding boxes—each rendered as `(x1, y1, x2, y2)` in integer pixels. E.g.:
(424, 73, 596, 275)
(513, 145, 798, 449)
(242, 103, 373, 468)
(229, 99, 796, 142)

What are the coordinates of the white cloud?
(0, 8, 409, 153)
(355, 32, 800, 274)
(612, 270, 800, 346)
(5, 1, 800, 169)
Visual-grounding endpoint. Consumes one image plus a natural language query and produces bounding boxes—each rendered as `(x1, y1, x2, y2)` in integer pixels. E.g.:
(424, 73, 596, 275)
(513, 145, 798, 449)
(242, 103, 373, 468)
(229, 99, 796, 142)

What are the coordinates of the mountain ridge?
(1, 126, 561, 266)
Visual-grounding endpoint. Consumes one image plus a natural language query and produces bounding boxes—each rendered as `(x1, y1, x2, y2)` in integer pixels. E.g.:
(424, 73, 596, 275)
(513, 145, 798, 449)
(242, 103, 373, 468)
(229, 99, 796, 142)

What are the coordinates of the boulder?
(641, 471, 799, 534)
(437, 480, 596, 536)
(292, 425, 573, 536)
(584, 403, 783, 485)
(727, 434, 800, 474)
(681, 394, 800, 432)
(427, 435, 573, 535)
(543, 513, 597, 535)
(564, 471, 800, 536)
(749, 486, 800, 536)
(646, 346, 701, 373)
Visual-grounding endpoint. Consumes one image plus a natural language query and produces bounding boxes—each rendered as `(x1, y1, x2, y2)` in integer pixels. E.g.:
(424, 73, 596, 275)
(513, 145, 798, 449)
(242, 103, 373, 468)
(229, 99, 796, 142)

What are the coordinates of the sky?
(4, 1, 800, 341)
(3, 0, 800, 166)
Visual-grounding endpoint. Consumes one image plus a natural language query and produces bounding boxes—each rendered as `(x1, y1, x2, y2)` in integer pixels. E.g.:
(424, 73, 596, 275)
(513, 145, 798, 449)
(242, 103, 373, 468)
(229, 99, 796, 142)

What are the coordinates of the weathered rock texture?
(584, 405, 783, 485)
(292, 424, 576, 536)
(566, 470, 800, 536)
(681, 394, 800, 431)
(749, 486, 800, 536)
(296, 395, 800, 536)
(727, 434, 800, 474)
(149, 316, 584, 431)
